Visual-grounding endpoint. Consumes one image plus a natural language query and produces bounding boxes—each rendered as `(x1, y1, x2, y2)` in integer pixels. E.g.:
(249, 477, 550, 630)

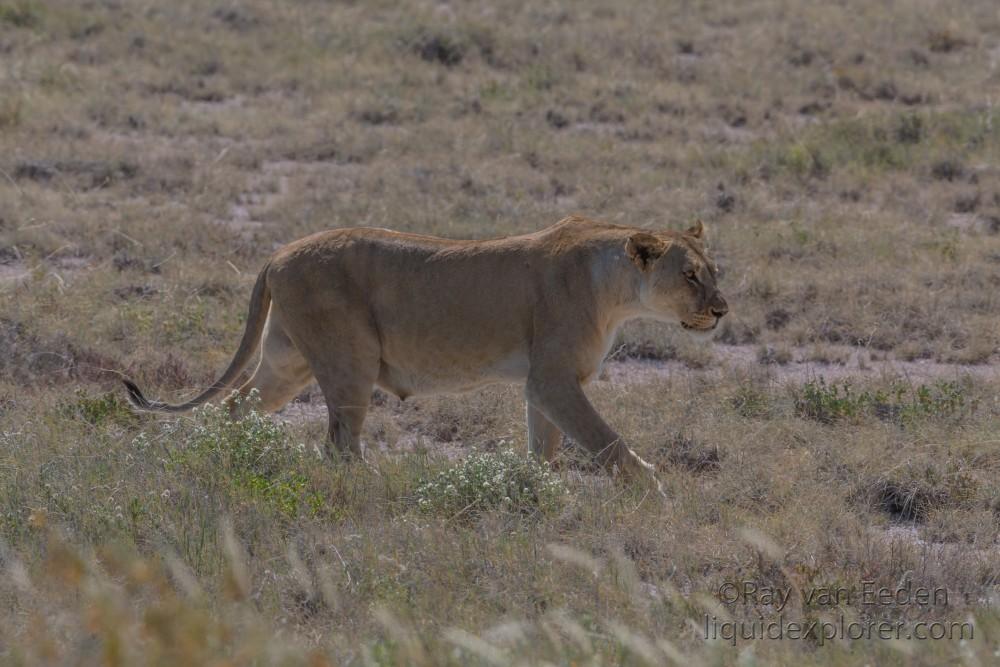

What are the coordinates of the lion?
(124, 215, 728, 493)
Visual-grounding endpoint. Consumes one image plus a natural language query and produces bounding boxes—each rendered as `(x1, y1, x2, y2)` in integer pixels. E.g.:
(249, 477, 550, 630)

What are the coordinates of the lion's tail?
(123, 262, 272, 413)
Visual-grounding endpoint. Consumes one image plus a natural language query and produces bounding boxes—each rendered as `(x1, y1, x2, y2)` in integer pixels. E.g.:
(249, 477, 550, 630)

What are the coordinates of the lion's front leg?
(525, 370, 664, 496)
(527, 403, 562, 463)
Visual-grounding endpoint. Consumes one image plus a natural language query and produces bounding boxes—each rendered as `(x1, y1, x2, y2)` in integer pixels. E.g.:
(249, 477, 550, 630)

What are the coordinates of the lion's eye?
(684, 270, 698, 283)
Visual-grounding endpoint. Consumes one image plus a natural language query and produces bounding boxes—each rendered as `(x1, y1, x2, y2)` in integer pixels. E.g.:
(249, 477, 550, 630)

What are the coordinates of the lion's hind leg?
(272, 306, 381, 461)
(309, 350, 380, 460)
(228, 314, 314, 415)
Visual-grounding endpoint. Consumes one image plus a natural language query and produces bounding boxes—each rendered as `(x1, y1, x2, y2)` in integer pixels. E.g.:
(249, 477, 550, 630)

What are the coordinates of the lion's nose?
(710, 298, 728, 319)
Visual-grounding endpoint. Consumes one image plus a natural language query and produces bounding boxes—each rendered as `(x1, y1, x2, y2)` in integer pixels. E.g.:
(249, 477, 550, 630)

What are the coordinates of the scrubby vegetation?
(415, 445, 565, 519)
(795, 378, 974, 425)
(2, 0, 1000, 664)
(3, 374, 1000, 664)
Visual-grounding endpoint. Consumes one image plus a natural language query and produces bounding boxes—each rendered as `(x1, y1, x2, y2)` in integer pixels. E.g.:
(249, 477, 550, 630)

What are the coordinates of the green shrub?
(0, 1, 42, 29)
(778, 142, 829, 180)
(894, 113, 924, 144)
(795, 378, 972, 425)
(64, 390, 138, 427)
(184, 395, 293, 475)
(134, 392, 323, 516)
(729, 385, 772, 419)
(760, 109, 1000, 185)
(415, 446, 565, 519)
(795, 379, 867, 423)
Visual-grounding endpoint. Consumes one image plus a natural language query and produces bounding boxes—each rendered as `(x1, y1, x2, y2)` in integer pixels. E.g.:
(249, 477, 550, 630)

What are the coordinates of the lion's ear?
(625, 232, 667, 270)
(685, 219, 707, 241)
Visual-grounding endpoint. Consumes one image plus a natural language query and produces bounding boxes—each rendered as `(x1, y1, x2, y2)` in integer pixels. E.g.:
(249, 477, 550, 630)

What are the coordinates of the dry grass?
(2, 0, 1000, 664)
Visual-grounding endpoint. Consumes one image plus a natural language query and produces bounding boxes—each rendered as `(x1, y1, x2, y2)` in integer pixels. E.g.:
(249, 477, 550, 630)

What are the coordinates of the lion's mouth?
(681, 320, 718, 332)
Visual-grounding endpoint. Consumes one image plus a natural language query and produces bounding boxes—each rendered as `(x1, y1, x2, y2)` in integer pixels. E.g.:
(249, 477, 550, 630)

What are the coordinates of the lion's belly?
(375, 348, 529, 398)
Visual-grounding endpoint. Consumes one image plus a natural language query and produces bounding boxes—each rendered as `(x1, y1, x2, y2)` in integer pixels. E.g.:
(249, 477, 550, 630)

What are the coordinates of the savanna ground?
(2, 0, 1000, 664)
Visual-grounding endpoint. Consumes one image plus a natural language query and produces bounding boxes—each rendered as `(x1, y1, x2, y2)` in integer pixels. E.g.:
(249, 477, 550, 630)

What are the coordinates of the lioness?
(124, 215, 727, 491)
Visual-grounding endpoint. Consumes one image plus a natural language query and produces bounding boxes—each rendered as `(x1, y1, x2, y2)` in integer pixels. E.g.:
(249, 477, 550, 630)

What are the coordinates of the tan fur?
(124, 215, 728, 493)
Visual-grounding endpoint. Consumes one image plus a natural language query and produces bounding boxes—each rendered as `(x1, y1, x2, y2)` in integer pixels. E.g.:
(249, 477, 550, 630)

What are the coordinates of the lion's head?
(625, 220, 728, 338)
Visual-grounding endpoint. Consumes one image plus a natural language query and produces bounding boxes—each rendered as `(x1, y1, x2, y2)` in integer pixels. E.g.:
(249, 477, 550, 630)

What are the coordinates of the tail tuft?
(123, 379, 152, 410)
(118, 260, 271, 414)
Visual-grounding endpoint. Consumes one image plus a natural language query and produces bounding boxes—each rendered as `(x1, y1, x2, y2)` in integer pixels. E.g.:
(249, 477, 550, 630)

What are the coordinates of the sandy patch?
(600, 345, 999, 386)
